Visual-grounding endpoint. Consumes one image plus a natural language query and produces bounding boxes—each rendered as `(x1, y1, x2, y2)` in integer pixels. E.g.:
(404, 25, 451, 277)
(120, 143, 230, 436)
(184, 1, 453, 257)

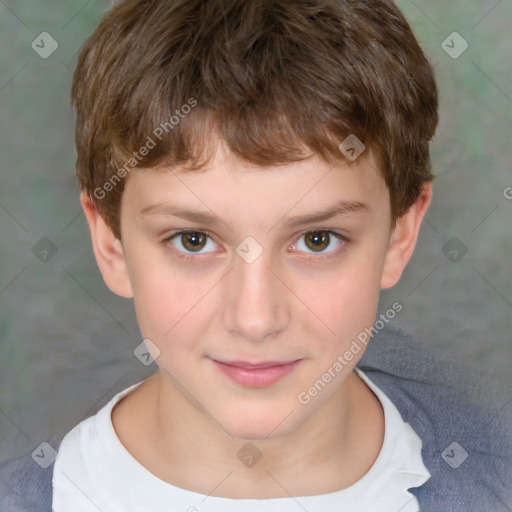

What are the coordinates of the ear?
(380, 182, 433, 289)
(80, 192, 133, 298)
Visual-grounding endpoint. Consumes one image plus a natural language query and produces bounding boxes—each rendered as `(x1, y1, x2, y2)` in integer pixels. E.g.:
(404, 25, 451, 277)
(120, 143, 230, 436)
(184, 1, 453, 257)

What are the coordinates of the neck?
(150, 369, 384, 498)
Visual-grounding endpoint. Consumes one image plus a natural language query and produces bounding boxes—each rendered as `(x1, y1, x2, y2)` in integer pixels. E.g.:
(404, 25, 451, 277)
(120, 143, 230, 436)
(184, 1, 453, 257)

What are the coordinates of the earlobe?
(80, 192, 133, 298)
(380, 183, 433, 289)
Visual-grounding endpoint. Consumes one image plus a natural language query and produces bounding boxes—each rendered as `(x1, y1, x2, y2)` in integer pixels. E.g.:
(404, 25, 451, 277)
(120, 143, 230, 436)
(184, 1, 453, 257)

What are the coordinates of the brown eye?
(180, 232, 207, 252)
(168, 231, 216, 255)
(304, 231, 330, 252)
(294, 230, 346, 255)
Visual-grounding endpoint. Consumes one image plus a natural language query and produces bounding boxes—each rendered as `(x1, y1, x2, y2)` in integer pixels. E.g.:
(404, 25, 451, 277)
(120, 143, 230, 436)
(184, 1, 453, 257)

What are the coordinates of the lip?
(210, 358, 302, 387)
(218, 360, 298, 369)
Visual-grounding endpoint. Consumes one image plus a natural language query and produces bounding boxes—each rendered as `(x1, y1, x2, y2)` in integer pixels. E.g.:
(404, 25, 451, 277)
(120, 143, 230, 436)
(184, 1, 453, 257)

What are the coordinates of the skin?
(81, 139, 432, 498)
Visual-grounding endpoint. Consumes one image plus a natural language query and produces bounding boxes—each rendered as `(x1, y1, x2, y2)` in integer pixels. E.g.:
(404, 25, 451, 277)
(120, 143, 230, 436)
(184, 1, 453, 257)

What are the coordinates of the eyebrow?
(139, 199, 371, 230)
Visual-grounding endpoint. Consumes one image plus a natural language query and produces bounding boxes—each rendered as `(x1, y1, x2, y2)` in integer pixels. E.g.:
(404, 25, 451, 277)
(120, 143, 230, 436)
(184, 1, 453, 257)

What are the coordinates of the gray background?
(0, 0, 511, 469)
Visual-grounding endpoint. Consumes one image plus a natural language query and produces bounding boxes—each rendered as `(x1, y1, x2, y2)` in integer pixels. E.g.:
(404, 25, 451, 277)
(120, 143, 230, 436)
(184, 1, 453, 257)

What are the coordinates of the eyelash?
(163, 229, 349, 263)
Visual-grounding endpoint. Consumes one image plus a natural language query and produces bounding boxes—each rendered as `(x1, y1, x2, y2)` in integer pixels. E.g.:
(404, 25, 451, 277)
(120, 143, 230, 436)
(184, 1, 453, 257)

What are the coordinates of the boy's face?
(84, 141, 430, 440)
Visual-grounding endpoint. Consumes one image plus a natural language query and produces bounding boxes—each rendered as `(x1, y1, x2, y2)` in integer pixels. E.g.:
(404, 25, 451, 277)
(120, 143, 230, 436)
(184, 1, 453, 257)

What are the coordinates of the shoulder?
(0, 435, 61, 512)
(357, 324, 512, 511)
(0, 416, 101, 512)
(0, 379, 146, 512)
(0, 414, 101, 512)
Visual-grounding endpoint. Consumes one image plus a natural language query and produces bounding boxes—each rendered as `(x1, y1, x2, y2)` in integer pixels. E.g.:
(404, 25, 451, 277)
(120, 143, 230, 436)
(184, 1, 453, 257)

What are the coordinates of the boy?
(1, 0, 511, 510)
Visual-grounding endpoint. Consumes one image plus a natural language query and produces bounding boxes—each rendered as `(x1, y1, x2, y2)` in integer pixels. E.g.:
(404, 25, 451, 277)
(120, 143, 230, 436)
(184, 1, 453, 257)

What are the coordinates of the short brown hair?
(71, 0, 438, 239)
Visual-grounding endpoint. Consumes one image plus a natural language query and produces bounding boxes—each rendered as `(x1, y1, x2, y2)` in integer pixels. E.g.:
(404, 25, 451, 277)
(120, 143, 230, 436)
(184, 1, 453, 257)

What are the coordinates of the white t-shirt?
(52, 368, 431, 512)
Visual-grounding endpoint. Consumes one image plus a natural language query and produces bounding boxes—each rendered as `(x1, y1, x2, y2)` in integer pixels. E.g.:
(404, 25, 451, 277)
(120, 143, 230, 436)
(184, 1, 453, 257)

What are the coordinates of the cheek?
(295, 252, 386, 380)
(305, 249, 385, 335)
(128, 255, 204, 341)
(305, 282, 379, 363)
(131, 279, 201, 373)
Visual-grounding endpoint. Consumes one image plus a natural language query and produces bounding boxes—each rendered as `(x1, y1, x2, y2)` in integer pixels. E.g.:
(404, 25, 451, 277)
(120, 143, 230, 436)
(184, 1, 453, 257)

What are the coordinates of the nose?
(222, 246, 289, 343)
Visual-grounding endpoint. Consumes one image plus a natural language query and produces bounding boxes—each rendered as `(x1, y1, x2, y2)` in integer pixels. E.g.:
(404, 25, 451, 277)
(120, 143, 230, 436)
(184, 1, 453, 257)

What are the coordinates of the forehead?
(121, 145, 390, 227)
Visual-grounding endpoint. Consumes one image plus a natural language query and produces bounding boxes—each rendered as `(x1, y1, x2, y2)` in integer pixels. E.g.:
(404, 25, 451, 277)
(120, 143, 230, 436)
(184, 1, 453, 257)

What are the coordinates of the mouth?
(209, 358, 302, 388)
(216, 359, 300, 369)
